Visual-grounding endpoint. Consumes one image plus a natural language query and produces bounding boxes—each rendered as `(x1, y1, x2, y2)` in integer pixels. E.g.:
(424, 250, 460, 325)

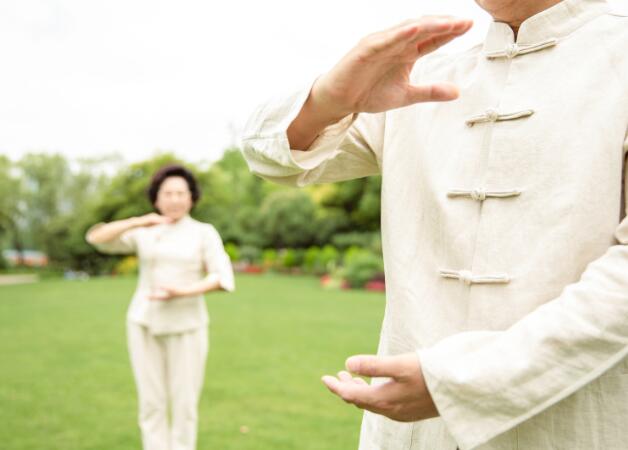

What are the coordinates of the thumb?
(405, 82, 459, 105)
(346, 354, 410, 379)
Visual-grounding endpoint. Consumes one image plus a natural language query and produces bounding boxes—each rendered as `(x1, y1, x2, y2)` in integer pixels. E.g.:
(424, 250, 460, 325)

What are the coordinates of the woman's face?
(154, 176, 193, 220)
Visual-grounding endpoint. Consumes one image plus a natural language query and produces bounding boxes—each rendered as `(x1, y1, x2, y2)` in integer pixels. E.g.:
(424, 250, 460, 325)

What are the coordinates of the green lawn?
(0, 273, 385, 450)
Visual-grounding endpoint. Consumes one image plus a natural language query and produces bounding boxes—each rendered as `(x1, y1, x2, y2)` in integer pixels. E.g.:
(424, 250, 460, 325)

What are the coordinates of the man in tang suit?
(241, 0, 628, 448)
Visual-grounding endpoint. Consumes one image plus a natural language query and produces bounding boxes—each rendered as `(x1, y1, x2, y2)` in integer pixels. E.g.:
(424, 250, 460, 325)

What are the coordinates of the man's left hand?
(321, 353, 438, 422)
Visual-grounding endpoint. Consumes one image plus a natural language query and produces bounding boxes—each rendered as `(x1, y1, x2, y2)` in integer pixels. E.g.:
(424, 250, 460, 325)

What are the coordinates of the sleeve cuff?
(418, 345, 497, 450)
(290, 113, 357, 170)
(242, 79, 357, 175)
(86, 222, 141, 255)
(206, 272, 235, 293)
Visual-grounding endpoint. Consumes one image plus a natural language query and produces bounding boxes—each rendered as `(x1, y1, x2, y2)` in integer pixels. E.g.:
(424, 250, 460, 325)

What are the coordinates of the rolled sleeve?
(85, 223, 138, 255)
(241, 80, 383, 187)
(203, 225, 235, 293)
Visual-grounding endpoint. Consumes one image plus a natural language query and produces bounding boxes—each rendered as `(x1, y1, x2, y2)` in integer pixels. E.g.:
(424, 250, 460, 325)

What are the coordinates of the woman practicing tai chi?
(86, 164, 235, 450)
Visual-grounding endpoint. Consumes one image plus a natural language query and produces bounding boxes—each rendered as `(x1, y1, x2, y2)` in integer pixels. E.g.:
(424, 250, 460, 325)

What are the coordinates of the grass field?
(0, 273, 385, 450)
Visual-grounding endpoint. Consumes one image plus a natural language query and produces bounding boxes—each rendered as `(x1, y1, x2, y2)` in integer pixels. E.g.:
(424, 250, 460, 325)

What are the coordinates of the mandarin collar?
(482, 0, 610, 54)
(167, 214, 193, 229)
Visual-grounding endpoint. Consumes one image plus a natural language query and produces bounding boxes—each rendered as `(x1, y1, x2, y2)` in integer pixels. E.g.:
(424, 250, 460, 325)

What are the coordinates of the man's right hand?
(288, 16, 473, 150)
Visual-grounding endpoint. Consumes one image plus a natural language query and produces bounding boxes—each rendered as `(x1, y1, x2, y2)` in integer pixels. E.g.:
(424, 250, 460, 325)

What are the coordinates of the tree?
(259, 190, 319, 248)
(9, 153, 121, 270)
(16, 153, 72, 263)
(93, 152, 184, 222)
(195, 148, 282, 246)
(0, 156, 21, 260)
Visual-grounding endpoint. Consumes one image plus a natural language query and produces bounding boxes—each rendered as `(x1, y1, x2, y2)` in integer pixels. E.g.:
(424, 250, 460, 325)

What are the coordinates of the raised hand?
(317, 17, 473, 116)
(288, 17, 473, 149)
(135, 213, 174, 228)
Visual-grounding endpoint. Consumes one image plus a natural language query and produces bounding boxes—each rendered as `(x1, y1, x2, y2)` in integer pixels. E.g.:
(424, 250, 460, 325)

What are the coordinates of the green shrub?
(262, 248, 278, 270)
(332, 232, 381, 252)
(239, 245, 262, 264)
(279, 248, 299, 269)
(316, 245, 340, 275)
(341, 248, 383, 289)
(114, 256, 138, 276)
(224, 242, 240, 262)
(303, 246, 321, 274)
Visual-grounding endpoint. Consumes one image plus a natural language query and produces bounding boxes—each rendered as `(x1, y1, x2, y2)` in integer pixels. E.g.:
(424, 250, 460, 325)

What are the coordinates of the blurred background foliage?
(0, 149, 384, 288)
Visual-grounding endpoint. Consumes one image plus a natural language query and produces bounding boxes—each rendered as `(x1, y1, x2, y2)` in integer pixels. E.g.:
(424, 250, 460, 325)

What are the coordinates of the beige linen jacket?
(88, 215, 235, 335)
(241, 1, 628, 449)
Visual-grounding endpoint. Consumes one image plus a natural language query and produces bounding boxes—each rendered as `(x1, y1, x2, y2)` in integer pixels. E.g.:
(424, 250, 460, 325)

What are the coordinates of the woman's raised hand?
(134, 213, 173, 228)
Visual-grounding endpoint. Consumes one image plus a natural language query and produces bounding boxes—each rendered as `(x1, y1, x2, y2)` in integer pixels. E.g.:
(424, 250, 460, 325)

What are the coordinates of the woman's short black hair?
(147, 164, 201, 207)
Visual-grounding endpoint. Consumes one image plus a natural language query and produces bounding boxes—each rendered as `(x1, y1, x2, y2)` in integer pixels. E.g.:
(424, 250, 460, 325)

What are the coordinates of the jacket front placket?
(439, 36, 559, 328)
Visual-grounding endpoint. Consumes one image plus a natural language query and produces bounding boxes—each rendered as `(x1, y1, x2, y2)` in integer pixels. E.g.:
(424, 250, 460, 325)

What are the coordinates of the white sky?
(0, 0, 625, 164)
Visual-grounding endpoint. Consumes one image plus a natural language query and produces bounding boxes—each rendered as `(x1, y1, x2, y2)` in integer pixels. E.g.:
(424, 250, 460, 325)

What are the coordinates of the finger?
(372, 17, 471, 55)
(446, 18, 474, 35)
(382, 16, 456, 33)
(322, 375, 345, 399)
(346, 354, 417, 379)
(405, 82, 459, 105)
(402, 18, 473, 49)
(338, 371, 353, 382)
(416, 23, 473, 57)
(338, 370, 369, 385)
(150, 289, 172, 301)
(322, 375, 378, 407)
